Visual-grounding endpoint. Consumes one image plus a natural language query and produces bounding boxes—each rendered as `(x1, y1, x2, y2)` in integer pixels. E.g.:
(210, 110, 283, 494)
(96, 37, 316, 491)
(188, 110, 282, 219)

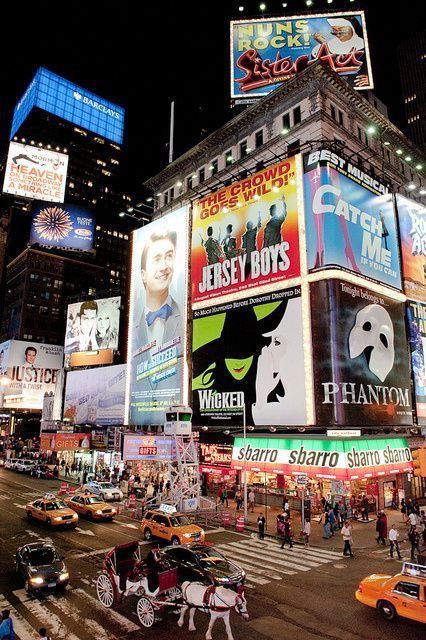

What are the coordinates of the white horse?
(177, 582, 249, 640)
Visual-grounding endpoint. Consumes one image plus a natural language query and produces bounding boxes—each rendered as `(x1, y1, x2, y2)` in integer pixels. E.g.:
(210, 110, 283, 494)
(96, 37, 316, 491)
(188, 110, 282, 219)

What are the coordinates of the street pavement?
(0, 469, 424, 640)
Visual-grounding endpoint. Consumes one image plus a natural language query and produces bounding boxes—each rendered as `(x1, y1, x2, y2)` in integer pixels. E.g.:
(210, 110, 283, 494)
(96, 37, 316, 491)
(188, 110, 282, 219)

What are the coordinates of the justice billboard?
(192, 158, 300, 306)
(192, 286, 306, 427)
(310, 279, 413, 426)
(304, 149, 401, 289)
(63, 364, 126, 426)
(128, 206, 188, 426)
(0, 340, 63, 410)
(406, 300, 426, 425)
(30, 202, 95, 251)
(3, 142, 68, 203)
(64, 296, 120, 355)
(395, 195, 425, 302)
(231, 11, 373, 100)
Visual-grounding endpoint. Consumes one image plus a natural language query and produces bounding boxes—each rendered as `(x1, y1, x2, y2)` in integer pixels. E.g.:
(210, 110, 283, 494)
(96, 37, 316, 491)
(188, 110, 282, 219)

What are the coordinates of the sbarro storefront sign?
(232, 437, 413, 480)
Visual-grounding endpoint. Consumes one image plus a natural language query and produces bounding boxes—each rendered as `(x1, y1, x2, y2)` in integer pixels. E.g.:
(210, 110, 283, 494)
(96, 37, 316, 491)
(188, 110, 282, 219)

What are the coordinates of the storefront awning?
(231, 436, 413, 481)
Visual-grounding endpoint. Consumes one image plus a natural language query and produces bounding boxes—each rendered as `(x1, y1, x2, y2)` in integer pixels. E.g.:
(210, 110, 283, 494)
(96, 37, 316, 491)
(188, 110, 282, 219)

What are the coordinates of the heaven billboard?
(192, 158, 300, 305)
(231, 10, 373, 100)
(128, 206, 188, 425)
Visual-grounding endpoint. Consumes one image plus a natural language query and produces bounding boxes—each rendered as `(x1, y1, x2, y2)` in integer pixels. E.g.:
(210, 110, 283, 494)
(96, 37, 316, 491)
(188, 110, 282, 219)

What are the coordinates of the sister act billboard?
(192, 158, 300, 305)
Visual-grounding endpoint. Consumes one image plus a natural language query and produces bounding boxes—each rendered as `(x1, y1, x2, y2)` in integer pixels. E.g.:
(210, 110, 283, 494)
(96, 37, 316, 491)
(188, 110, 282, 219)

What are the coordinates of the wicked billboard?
(311, 279, 412, 426)
(191, 158, 300, 306)
(406, 300, 426, 425)
(192, 286, 306, 427)
(303, 149, 401, 290)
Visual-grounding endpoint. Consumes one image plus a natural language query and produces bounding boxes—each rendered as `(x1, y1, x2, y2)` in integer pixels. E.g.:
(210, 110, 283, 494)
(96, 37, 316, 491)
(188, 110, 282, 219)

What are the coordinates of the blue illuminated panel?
(11, 67, 124, 144)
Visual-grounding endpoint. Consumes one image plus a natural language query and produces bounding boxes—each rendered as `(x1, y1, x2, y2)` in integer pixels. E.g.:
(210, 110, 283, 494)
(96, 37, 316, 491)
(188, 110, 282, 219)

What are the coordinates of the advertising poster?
(232, 436, 413, 480)
(310, 279, 413, 426)
(192, 286, 306, 427)
(122, 434, 175, 462)
(406, 300, 426, 425)
(40, 432, 91, 452)
(0, 340, 11, 374)
(395, 195, 425, 301)
(231, 11, 373, 99)
(128, 206, 188, 426)
(304, 149, 401, 289)
(0, 340, 63, 410)
(65, 296, 120, 355)
(3, 142, 68, 202)
(63, 364, 126, 426)
(30, 201, 95, 251)
(192, 159, 300, 305)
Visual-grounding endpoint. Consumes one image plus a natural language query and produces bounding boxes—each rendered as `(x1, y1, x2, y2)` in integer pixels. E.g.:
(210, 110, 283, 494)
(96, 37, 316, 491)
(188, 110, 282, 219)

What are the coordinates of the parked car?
(14, 459, 36, 473)
(356, 562, 426, 623)
(30, 464, 54, 479)
(15, 542, 69, 592)
(4, 459, 18, 470)
(82, 481, 123, 502)
(161, 543, 245, 590)
(141, 509, 205, 545)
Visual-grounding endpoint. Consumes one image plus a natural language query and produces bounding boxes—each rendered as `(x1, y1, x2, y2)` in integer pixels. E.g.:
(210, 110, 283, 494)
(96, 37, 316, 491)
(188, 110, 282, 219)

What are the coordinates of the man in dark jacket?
(280, 517, 293, 549)
(257, 513, 266, 540)
(376, 512, 387, 545)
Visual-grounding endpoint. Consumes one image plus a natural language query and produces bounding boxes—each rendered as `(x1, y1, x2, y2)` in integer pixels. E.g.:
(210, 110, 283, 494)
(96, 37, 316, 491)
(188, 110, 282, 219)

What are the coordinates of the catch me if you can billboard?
(231, 11, 373, 100)
(11, 67, 124, 144)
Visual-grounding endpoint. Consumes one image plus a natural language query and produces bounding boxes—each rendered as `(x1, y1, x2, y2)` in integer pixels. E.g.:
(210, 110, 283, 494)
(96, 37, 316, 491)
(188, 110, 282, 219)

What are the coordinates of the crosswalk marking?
(0, 595, 40, 640)
(218, 545, 297, 575)
(46, 594, 117, 640)
(228, 541, 323, 568)
(73, 588, 141, 633)
(217, 548, 293, 581)
(13, 590, 81, 640)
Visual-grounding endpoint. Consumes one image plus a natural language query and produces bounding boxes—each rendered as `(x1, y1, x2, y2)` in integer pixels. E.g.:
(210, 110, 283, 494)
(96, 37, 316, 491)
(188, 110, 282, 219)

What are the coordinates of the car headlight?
(95, 510, 103, 515)
(30, 577, 44, 585)
(183, 533, 192, 538)
(59, 572, 69, 581)
(199, 529, 205, 536)
(53, 516, 63, 522)
(217, 577, 230, 582)
(105, 493, 113, 497)
(110, 508, 116, 514)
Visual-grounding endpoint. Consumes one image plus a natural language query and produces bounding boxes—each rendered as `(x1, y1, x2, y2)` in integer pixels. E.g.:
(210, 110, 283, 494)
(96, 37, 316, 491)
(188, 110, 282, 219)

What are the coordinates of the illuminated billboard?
(65, 296, 120, 355)
(127, 206, 188, 426)
(63, 364, 126, 426)
(191, 158, 300, 305)
(395, 195, 426, 302)
(3, 142, 68, 202)
(0, 340, 63, 410)
(11, 67, 124, 144)
(231, 11, 373, 100)
(122, 434, 176, 462)
(30, 201, 95, 251)
(406, 300, 426, 425)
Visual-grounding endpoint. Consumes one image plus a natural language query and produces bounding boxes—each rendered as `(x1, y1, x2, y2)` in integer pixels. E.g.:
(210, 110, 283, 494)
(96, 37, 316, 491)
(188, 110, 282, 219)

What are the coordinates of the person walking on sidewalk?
(303, 518, 311, 546)
(280, 516, 293, 549)
(235, 488, 243, 511)
(323, 511, 332, 539)
(257, 513, 266, 540)
(361, 495, 369, 521)
(408, 527, 421, 561)
(341, 521, 354, 557)
(376, 511, 387, 545)
(248, 488, 255, 513)
(0, 609, 15, 640)
(222, 486, 229, 508)
(388, 524, 402, 560)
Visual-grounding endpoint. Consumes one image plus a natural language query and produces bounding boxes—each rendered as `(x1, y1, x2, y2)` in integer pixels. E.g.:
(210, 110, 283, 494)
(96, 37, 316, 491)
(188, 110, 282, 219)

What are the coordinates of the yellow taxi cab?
(25, 494, 79, 528)
(356, 562, 426, 623)
(141, 504, 205, 546)
(64, 492, 117, 521)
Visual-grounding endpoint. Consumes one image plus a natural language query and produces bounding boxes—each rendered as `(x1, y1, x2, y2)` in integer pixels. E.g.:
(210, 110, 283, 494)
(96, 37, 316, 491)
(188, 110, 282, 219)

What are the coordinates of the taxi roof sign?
(401, 563, 426, 579)
(159, 504, 177, 514)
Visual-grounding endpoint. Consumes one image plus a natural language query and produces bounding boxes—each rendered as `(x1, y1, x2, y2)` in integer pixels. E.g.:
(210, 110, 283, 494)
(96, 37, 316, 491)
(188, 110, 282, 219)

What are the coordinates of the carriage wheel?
(167, 586, 182, 601)
(96, 573, 115, 608)
(137, 597, 155, 627)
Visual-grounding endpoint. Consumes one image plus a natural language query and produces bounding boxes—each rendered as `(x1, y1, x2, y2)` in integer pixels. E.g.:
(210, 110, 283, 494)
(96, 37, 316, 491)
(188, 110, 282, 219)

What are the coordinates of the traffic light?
(412, 448, 426, 477)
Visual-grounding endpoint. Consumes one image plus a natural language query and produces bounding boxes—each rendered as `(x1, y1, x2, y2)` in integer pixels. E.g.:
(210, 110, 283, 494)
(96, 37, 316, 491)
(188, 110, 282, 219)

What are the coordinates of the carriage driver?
(145, 547, 163, 592)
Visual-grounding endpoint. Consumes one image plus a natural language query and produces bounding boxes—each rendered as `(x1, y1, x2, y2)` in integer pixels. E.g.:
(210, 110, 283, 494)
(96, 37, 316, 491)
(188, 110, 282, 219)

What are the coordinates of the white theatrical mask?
(252, 298, 306, 425)
(348, 304, 394, 382)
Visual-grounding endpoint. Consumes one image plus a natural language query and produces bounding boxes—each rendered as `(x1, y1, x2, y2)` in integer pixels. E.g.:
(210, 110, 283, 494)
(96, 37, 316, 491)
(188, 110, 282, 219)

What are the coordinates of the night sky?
(0, 1, 423, 197)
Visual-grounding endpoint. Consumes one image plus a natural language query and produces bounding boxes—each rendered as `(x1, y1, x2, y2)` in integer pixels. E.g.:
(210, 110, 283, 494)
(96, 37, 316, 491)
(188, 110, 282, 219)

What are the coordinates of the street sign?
(327, 429, 361, 437)
(296, 474, 308, 485)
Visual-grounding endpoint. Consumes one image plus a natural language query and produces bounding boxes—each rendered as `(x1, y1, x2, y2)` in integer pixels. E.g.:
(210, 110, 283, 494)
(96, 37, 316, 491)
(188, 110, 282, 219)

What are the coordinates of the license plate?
(48, 582, 56, 588)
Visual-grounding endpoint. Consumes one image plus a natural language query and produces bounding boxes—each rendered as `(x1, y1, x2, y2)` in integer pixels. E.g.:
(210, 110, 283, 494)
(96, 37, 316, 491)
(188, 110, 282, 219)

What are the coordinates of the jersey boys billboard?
(231, 11, 373, 99)
(304, 150, 401, 290)
(0, 340, 63, 410)
(192, 287, 306, 427)
(310, 279, 412, 427)
(128, 207, 188, 426)
(3, 142, 68, 203)
(30, 202, 95, 252)
(396, 195, 425, 302)
(406, 301, 426, 425)
(191, 158, 300, 305)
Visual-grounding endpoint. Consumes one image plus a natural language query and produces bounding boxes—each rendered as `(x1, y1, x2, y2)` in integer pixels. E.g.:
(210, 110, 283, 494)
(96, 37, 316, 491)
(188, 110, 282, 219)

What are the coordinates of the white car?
(4, 459, 17, 470)
(15, 459, 36, 473)
(82, 482, 123, 502)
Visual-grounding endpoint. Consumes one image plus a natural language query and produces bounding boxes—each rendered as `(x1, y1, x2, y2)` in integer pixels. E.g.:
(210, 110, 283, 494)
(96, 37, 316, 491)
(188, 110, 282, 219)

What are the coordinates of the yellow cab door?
(32, 501, 45, 522)
(156, 515, 171, 541)
(391, 580, 424, 622)
(150, 515, 163, 538)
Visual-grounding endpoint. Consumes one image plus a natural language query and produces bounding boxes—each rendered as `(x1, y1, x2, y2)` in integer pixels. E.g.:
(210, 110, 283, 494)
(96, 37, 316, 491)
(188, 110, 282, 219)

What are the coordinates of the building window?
(186, 175, 193, 190)
(330, 104, 337, 121)
(210, 159, 218, 175)
(282, 113, 291, 130)
(239, 140, 248, 157)
(293, 105, 301, 125)
(287, 139, 300, 155)
(169, 187, 174, 201)
(199, 167, 205, 183)
(338, 110, 344, 126)
(357, 126, 363, 142)
(255, 129, 264, 148)
(225, 150, 233, 166)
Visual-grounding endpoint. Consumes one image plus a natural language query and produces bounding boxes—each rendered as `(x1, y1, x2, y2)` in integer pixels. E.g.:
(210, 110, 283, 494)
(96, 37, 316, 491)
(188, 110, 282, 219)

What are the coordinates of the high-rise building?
(397, 30, 426, 152)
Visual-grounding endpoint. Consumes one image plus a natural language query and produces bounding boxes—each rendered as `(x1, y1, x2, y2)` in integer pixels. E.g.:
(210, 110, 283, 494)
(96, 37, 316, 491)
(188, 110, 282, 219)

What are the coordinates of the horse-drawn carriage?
(96, 541, 181, 627)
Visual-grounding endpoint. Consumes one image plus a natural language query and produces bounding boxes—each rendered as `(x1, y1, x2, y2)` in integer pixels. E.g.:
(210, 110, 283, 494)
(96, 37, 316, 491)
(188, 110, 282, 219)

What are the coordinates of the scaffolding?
(166, 432, 200, 512)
